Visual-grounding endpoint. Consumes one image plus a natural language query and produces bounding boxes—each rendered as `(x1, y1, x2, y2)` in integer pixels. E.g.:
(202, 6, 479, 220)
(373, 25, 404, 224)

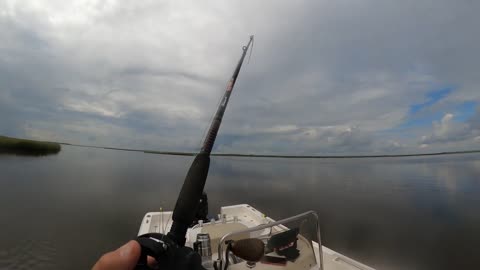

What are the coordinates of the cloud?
(217, 125, 382, 155)
(468, 107, 480, 130)
(420, 113, 480, 148)
(1, 0, 480, 154)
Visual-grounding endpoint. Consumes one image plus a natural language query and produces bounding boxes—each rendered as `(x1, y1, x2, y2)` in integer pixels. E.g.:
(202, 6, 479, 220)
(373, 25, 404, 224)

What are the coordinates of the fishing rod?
(135, 35, 254, 270)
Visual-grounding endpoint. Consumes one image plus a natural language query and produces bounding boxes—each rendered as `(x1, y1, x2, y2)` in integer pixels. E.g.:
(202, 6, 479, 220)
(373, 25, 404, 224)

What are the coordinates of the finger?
(147, 256, 158, 267)
(92, 240, 141, 270)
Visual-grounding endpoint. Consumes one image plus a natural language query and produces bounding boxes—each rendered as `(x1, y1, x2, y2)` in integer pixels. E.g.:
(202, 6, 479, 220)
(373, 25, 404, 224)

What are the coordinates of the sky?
(1, 0, 480, 155)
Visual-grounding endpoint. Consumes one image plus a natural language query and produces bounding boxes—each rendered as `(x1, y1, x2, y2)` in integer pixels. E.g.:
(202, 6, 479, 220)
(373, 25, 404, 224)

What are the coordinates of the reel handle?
(134, 233, 205, 270)
(134, 233, 169, 270)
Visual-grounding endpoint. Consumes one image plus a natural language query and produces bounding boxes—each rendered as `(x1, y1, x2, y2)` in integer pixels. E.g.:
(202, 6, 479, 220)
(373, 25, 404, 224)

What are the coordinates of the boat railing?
(216, 210, 324, 270)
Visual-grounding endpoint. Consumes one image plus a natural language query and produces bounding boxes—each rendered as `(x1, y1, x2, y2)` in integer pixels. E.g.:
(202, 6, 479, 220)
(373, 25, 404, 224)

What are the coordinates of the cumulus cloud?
(217, 125, 380, 155)
(420, 113, 480, 149)
(1, 0, 480, 154)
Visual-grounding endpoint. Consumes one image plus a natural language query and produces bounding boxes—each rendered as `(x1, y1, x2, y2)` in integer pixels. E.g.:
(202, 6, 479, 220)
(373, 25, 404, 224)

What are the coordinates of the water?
(0, 145, 479, 270)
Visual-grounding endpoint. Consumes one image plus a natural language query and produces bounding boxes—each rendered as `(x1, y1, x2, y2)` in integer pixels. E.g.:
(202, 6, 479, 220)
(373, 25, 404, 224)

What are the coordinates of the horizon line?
(59, 142, 480, 159)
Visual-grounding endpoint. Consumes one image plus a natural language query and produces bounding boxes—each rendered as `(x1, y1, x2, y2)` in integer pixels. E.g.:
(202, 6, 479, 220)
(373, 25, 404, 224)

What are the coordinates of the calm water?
(1, 145, 480, 270)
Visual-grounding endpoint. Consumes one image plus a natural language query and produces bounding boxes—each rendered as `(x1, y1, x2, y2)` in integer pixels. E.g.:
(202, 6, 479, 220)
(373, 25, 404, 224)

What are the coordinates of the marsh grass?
(0, 135, 61, 156)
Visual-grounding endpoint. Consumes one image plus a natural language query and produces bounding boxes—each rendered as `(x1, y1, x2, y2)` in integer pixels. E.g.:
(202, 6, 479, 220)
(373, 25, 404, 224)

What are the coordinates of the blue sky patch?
(392, 87, 477, 132)
(409, 87, 452, 114)
(396, 87, 454, 129)
(453, 101, 476, 122)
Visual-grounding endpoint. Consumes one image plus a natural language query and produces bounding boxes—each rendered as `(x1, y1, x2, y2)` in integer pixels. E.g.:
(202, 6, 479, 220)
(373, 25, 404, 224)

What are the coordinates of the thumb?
(92, 240, 141, 270)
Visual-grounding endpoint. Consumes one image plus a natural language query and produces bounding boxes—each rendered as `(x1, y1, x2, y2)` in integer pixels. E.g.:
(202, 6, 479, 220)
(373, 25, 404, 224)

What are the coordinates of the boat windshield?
(215, 211, 322, 270)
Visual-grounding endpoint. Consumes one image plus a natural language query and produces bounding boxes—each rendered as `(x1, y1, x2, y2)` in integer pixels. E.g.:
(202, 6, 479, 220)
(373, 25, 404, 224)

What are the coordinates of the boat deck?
(138, 204, 375, 270)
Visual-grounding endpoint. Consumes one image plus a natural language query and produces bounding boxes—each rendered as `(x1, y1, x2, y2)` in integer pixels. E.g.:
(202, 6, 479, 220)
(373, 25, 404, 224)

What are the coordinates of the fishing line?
(247, 36, 254, 64)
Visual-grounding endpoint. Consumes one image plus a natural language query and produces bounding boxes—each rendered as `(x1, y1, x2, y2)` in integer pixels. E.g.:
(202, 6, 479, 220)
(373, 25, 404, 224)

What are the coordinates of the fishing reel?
(135, 233, 205, 270)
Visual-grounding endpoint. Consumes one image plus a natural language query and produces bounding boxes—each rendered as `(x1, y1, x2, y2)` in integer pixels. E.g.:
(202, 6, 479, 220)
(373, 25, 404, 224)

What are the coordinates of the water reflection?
(0, 146, 479, 269)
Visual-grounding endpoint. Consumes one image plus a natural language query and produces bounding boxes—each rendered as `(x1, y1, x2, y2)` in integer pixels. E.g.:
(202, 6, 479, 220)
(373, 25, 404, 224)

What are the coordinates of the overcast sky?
(1, 0, 480, 155)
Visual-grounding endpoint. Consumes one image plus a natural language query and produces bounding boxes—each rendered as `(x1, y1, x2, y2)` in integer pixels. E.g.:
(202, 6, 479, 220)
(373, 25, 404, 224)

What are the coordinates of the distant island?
(62, 143, 480, 159)
(0, 135, 61, 156)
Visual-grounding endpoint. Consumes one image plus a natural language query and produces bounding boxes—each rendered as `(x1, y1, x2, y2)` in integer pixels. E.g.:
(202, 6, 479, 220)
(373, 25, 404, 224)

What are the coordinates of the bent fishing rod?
(135, 35, 254, 270)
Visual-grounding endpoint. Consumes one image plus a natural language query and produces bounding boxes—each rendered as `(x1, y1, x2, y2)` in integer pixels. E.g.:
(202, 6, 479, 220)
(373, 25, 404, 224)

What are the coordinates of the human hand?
(92, 241, 141, 270)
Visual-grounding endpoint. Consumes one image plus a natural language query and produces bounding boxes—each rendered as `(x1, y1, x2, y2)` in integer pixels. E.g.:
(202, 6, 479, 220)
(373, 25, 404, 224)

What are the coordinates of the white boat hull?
(138, 204, 375, 270)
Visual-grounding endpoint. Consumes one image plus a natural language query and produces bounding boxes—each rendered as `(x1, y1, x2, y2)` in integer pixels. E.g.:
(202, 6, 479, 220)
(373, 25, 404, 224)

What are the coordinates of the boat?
(134, 36, 376, 270)
(138, 204, 375, 270)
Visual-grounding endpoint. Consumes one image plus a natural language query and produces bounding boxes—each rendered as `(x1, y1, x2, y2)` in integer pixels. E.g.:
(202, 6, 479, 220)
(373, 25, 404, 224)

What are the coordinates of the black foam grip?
(168, 153, 210, 245)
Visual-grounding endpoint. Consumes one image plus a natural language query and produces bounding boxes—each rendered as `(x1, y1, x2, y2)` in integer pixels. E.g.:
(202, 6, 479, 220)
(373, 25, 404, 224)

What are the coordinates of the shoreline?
(0, 136, 61, 156)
